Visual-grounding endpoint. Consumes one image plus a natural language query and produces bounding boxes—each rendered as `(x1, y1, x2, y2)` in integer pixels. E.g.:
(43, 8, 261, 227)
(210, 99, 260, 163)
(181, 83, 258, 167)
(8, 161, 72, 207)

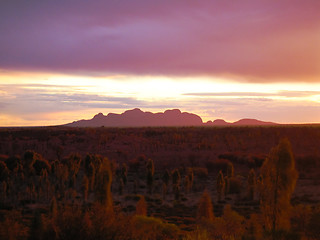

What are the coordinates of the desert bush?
(228, 176, 242, 194)
(131, 215, 180, 240)
(0, 211, 28, 240)
(243, 214, 263, 240)
(291, 204, 311, 236)
(193, 167, 208, 179)
(23, 150, 51, 176)
(206, 158, 231, 174)
(306, 206, 320, 240)
(296, 155, 320, 172)
(33, 158, 51, 176)
(5, 155, 21, 172)
(220, 204, 245, 239)
(183, 228, 210, 240)
(0, 161, 9, 182)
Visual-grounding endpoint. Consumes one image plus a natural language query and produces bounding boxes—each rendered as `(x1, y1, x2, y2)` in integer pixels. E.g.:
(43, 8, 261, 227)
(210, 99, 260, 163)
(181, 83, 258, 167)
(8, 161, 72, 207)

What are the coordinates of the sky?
(0, 0, 320, 126)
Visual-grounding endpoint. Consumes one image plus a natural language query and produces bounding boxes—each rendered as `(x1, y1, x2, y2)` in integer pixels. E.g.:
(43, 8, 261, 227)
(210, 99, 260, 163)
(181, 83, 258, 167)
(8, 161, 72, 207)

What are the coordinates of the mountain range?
(64, 108, 277, 127)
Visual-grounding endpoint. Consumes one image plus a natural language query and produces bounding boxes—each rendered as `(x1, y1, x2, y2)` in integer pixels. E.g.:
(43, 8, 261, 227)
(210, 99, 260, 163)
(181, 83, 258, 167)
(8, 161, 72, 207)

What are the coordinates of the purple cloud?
(0, 0, 319, 81)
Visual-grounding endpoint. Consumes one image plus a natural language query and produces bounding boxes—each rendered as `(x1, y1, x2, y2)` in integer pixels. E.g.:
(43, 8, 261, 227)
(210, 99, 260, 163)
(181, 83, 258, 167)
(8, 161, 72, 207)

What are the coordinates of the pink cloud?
(0, 0, 319, 82)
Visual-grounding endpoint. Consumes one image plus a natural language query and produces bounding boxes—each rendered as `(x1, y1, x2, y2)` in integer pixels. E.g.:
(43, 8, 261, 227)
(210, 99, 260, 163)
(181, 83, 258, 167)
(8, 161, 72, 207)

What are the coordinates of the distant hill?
(65, 108, 203, 127)
(205, 118, 277, 126)
(65, 108, 278, 127)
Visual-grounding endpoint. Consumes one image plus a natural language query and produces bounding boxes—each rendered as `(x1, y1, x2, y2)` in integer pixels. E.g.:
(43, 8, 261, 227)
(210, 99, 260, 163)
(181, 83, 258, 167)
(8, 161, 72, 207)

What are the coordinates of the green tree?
(259, 139, 298, 239)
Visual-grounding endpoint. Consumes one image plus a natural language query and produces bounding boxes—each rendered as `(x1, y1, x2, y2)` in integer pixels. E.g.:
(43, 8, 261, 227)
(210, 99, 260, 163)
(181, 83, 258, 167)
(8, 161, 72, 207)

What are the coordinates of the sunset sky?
(1, 1, 320, 126)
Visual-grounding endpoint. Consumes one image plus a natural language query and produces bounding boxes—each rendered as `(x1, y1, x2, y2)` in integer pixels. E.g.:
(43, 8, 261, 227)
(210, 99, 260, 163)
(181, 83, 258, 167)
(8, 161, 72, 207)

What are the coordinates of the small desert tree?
(197, 190, 214, 222)
(136, 195, 147, 216)
(146, 159, 154, 194)
(259, 139, 298, 239)
(247, 168, 256, 201)
(172, 169, 181, 200)
(82, 175, 89, 202)
(172, 168, 181, 187)
(50, 196, 58, 222)
(216, 170, 225, 202)
(95, 157, 113, 211)
(162, 169, 170, 194)
(185, 168, 194, 193)
(121, 163, 128, 186)
(226, 162, 234, 178)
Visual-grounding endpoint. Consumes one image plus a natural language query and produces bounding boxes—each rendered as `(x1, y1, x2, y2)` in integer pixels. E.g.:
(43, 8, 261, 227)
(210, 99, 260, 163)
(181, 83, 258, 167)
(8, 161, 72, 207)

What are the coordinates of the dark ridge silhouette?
(232, 118, 277, 126)
(65, 108, 203, 127)
(205, 119, 230, 126)
(65, 108, 278, 127)
(205, 118, 277, 126)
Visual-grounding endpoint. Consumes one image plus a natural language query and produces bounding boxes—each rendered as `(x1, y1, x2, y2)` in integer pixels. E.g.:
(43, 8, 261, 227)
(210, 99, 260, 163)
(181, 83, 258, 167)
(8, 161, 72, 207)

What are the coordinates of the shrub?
(206, 159, 231, 174)
(136, 195, 147, 216)
(131, 215, 180, 240)
(193, 167, 208, 179)
(197, 190, 214, 221)
(228, 176, 242, 194)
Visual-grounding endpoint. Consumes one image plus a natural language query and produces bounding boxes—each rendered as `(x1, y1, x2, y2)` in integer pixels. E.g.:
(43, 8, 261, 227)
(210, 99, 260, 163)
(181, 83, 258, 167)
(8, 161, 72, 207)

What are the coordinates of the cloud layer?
(1, 83, 320, 126)
(1, 0, 319, 82)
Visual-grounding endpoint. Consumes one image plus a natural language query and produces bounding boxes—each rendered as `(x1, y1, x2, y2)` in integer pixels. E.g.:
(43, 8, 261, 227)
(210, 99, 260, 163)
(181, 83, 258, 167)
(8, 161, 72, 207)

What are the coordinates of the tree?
(162, 169, 170, 186)
(136, 195, 147, 216)
(50, 197, 58, 221)
(0, 161, 9, 182)
(221, 205, 245, 240)
(259, 139, 298, 239)
(247, 169, 256, 200)
(29, 211, 44, 240)
(82, 175, 89, 202)
(146, 159, 154, 194)
(197, 190, 214, 221)
(95, 157, 113, 211)
(226, 162, 234, 178)
(185, 168, 194, 193)
(216, 170, 225, 202)
(172, 169, 181, 187)
(121, 163, 128, 185)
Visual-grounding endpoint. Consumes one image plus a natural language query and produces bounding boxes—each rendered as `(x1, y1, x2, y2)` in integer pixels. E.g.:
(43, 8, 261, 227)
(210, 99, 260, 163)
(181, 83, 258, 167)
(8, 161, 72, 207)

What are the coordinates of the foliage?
(259, 139, 298, 238)
(216, 170, 225, 202)
(131, 215, 180, 240)
(95, 157, 113, 211)
(136, 195, 148, 216)
(247, 169, 256, 200)
(197, 190, 214, 221)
